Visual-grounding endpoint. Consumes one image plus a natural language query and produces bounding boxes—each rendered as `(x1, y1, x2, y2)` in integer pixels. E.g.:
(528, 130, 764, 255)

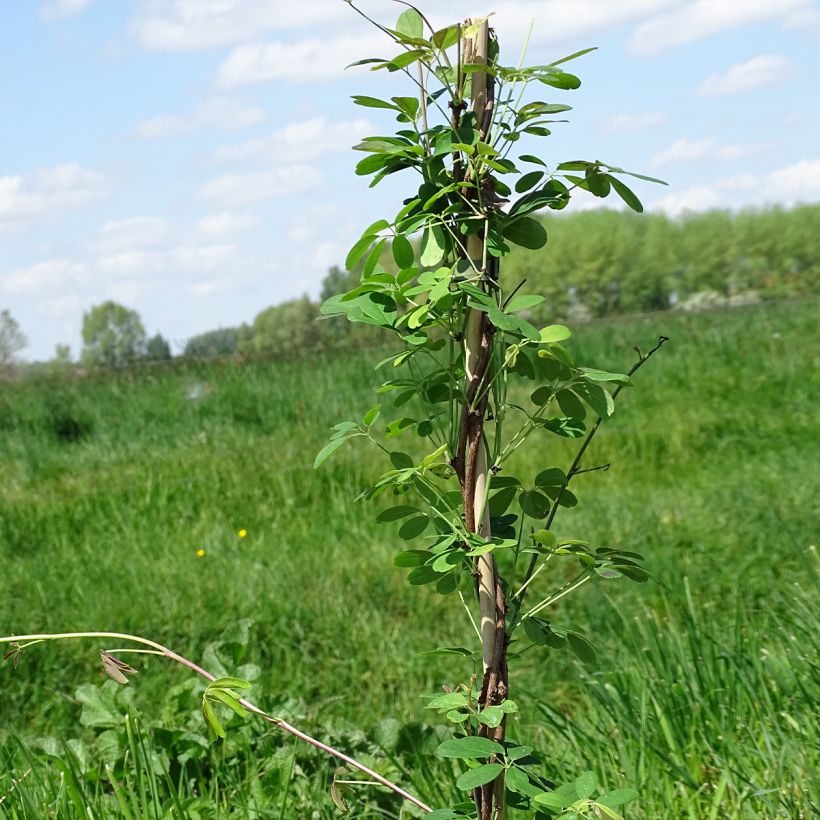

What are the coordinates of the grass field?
(0, 299, 817, 818)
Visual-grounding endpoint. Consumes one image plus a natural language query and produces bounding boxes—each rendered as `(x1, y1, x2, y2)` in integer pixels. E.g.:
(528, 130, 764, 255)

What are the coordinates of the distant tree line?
(4, 203, 818, 374)
(504, 203, 820, 320)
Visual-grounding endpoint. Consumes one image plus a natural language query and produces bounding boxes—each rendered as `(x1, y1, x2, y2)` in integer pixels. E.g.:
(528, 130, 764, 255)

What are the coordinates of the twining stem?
(0, 632, 433, 814)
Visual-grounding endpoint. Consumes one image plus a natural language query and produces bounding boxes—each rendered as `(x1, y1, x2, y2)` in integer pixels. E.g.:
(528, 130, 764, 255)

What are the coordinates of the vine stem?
(0, 632, 433, 814)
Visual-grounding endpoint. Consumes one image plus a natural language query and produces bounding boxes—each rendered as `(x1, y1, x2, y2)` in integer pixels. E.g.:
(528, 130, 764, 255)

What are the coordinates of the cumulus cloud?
(199, 165, 322, 207)
(0, 165, 109, 229)
(40, 0, 91, 23)
(698, 54, 793, 96)
(627, 0, 810, 57)
(39, 293, 83, 318)
(649, 138, 769, 170)
(217, 32, 385, 87)
(598, 111, 669, 134)
(213, 117, 371, 164)
(98, 244, 236, 277)
(188, 277, 236, 297)
(90, 217, 171, 255)
(196, 211, 259, 238)
(133, 0, 674, 55)
(134, 97, 266, 140)
(650, 158, 820, 216)
(0, 258, 89, 294)
(783, 6, 820, 34)
(130, 0, 352, 51)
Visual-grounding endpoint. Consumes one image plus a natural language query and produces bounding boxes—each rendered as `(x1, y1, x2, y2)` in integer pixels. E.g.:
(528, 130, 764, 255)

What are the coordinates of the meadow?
(0, 298, 817, 818)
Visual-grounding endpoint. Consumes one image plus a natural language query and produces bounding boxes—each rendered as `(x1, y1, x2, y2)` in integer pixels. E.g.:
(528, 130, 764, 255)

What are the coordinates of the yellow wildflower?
(237, 529, 247, 538)
(196, 548, 206, 558)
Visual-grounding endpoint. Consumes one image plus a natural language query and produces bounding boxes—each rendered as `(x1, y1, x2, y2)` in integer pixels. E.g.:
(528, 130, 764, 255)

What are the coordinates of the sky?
(2, 0, 819, 361)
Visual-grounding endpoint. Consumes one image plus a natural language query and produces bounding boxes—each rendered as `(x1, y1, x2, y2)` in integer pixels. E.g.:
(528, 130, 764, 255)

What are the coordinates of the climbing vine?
(317, 4, 667, 818)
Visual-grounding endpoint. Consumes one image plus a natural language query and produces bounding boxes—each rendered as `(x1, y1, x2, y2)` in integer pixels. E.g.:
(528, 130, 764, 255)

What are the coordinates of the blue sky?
(2, 0, 819, 360)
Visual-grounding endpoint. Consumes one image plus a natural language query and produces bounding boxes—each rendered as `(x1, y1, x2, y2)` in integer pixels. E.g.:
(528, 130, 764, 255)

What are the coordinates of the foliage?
(183, 326, 242, 358)
(81, 301, 147, 369)
(502, 203, 820, 318)
(0, 300, 817, 817)
(145, 333, 172, 361)
(239, 297, 321, 358)
(313, 5, 668, 816)
(0, 308, 27, 371)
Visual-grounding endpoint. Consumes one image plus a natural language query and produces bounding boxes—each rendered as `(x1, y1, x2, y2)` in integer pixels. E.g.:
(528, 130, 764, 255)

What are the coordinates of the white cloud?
(134, 97, 266, 140)
(627, 0, 810, 57)
(188, 277, 236, 297)
(130, 0, 352, 51)
(217, 32, 385, 88)
(598, 111, 669, 134)
(698, 55, 793, 96)
(39, 293, 83, 318)
(199, 165, 322, 207)
(0, 259, 88, 294)
(98, 244, 236, 277)
(649, 137, 768, 170)
(90, 217, 171, 255)
(214, 117, 370, 164)
(132, 0, 675, 56)
(782, 6, 820, 34)
(0, 164, 109, 229)
(196, 211, 259, 238)
(650, 158, 820, 215)
(40, 0, 91, 22)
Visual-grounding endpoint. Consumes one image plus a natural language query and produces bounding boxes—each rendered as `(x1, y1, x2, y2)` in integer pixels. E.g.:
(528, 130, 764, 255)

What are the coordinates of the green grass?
(0, 299, 817, 818)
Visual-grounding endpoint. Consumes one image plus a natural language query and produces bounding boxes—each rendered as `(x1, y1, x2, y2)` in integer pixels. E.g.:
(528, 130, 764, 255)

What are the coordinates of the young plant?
(1, 5, 667, 819)
(316, 4, 667, 818)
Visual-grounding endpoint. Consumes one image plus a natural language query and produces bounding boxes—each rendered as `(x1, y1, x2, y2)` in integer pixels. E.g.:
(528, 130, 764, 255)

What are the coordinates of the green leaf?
(567, 631, 597, 664)
(436, 736, 505, 759)
(533, 792, 569, 810)
(506, 767, 543, 797)
(476, 706, 504, 727)
(407, 565, 440, 585)
(575, 771, 598, 800)
(420, 224, 447, 266)
(539, 324, 571, 343)
(432, 24, 460, 50)
(392, 95, 420, 121)
(313, 436, 350, 469)
(392, 235, 414, 269)
(426, 692, 470, 711)
(557, 389, 586, 419)
(607, 175, 644, 212)
(456, 763, 503, 790)
(506, 294, 544, 313)
(345, 233, 376, 270)
(598, 788, 638, 808)
(580, 368, 632, 385)
(395, 8, 423, 40)
(363, 404, 381, 427)
(534, 469, 565, 488)
(519, 489, 550, 519)
(515, 171, 544, 193)
(503, 217, 548, 250)
(208, 677, 251, 690)
(390, 451, 414, 469)
(394, 550, 429, 567)
(208, 689, 246, 718)
(378, 505, 419, 522)
(201, 698, 225, 741)
(549, 46, 597, 66)
(399, 515, 430, 539)
(351, 95, 399, 110)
